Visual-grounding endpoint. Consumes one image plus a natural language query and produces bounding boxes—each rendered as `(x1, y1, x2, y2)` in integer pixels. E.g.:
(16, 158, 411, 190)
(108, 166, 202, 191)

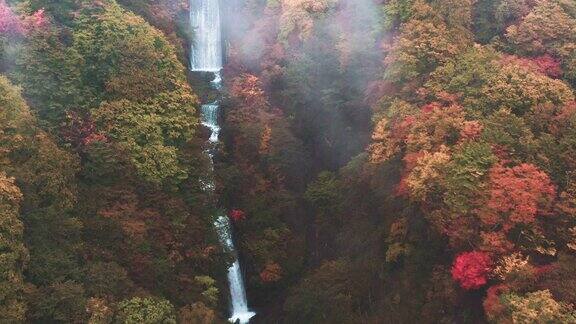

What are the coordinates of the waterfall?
(201, 104, 220, 144)
(213, 216, 256, 324)
(192, 1, 255, 323)
(190, 0, 222, 71)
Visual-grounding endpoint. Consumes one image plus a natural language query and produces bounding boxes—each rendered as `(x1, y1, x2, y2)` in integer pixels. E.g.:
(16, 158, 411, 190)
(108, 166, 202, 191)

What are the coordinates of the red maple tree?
(501, 54, 562, 78)
(229, 209, 246, 222)
(0, 0, 23, 36)
(0, 1, 46, 37)
(478, 163, 556, 232)
(451, 251, 492, 290)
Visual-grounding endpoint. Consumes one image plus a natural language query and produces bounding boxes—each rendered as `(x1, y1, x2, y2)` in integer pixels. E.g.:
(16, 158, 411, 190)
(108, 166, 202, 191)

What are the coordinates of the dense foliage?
(3, 0, 576, 323)
(221, 0, 576, 323)
(0, 0, 227, 322)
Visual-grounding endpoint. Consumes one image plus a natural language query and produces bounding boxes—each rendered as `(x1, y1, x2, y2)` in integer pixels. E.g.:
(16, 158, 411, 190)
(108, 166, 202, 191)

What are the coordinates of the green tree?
(0, 173, 28, 322)
(27, 281, 87, 323)
(115, 297, 176, 324)
(85, 262, 134, 299)
(72, 2, 188, 102)
(284, 260, 357, 324)
(501, 290, 576, 323)
(93, 88, 197, 183)
(0, 75, 85, 322)
(384, 1, 470, 83)
(426, 46, 574, 116)
(73, 2, 199, 183)
(15, 28, 86, 128)
(506, 1, 576, 58)
(27, 0, 79, 25)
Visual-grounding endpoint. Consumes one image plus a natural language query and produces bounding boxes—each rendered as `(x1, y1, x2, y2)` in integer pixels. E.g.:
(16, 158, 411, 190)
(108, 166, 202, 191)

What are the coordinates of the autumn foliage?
(222, 0, 576, 321)
(0, 0, 23, 36)
(61, 112, 108, 150)
(478, 163, 556, 232)
(501, 54, 563, 79)
(229, 209, 246, 222)
(483, 284, 509, 320)
(451, 251, 492, 290)
(0, 1, 46, 37)
(3, 0, 576, 322)
(259, 262, 282, 283)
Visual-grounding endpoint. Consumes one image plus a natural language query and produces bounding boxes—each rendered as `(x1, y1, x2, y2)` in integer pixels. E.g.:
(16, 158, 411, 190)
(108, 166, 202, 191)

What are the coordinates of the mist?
(220, 0, 385, 169)
(222, 0, 383, 73)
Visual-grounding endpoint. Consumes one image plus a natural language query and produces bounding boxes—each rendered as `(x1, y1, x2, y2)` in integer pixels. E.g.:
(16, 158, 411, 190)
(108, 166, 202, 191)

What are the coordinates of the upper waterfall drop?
(190, 0, 222, 72)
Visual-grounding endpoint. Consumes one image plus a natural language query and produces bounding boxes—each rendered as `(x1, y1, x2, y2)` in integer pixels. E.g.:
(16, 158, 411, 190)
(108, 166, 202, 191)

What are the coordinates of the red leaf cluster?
(531, 55, 562, 78)
(501, 54, 562, 78)
(24, 9, 46, 30)
(478, 163, 556, 232)
(451, 251, 492, 290)
(459, 120, 483, 143)
(0, 0, 23, 36)
(0, 1, 46, 38)
(229, 74, 269, 111)
(61, 112, 107, 150)
(229, 209, 246, 222)
(483, 284, 509, 320)
(259, 262, 282, 283)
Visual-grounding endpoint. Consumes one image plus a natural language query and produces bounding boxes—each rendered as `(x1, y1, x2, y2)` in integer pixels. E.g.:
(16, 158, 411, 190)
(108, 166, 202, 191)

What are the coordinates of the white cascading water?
(192, 1, 255, 323)
(190, 0, 222, 72)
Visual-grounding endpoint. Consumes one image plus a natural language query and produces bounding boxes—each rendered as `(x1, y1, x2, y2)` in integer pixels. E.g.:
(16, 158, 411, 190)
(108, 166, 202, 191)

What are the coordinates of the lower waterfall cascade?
(200, 77, 256, 323)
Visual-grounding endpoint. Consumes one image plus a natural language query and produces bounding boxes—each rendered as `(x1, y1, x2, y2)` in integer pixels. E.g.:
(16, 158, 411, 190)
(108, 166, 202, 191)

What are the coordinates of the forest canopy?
(2, 0, 576, 323)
